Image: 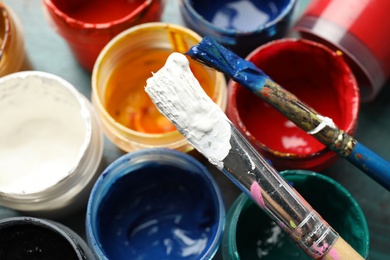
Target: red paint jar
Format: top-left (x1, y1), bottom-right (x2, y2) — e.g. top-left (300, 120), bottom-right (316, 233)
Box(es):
top-left (293, 0), bottom-right (390, 102)
top-left (226, 38), bottom-right (360, 171)
top-left (42, 0), bottom-right (166, 71)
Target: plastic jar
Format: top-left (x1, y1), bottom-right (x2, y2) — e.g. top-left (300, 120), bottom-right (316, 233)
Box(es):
top-left (293, 0), bottom-right (390, 101)
top-left (179, 0), bottom-right (297, 58)
top-left (226, 38), bottom-right (360, 171)
top-left (0, 2), bottom-right (29, 76)
top-left (42, 0), bottom-right (167, 71)
top-left (0, 216), bottom-right (93, 259)
top-left (91, 22), bottom-right (227, 153)
top-left (0, 71), bottom-right (104, 218)
top-left (86, 148), bottom-right (225, 260)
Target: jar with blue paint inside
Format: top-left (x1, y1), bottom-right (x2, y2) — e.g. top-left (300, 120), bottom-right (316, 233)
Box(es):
top-left (86, 148), bottom-right (225, 259)
top-left (179, 0), bottom-right (298, 57)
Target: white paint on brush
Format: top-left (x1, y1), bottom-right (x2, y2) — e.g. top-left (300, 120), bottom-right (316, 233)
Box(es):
top-left (145, 52), bottom-right (231, 169)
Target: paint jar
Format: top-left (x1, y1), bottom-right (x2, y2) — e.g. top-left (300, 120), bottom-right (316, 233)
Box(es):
top-left (226, 38), bottom-right (359, 171)
top-left (92, 22), bottom-right (227, 153)
top-left (179, 0), bottom-right (297, 58)
top-left (0, 2), bottom-right (29, 77)
top-left (222, 170), bottom-right (370, 259)
top-left (293, 0), bottom-right (390, 102)
top-left (0, 71), bottom-right (104, 218)
top-left (86, 148), bottom-right (225, 259)
top-left (42, 0), bottom-right (166, 71)
top-left (0, 216), bottom-right (93, 259)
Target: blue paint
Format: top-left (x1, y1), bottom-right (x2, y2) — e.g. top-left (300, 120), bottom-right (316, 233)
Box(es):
top-left (187, 36), bottom-right (268, 90)
top-left (191, 0), bottom-right (289, 31)
top-left (348, 142), bottom-right (390, 190)
top-left (86, 148), bottom-right (225, 260)
top-left (181, 0), bottom-right (296, 57)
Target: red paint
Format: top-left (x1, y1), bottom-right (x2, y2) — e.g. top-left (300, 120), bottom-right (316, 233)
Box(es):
top-left (61, 0), bottom-right (146, 23)
top-left (226, 39), bottom-right (360, 171)
top-left (304, 0), bottom-right (390, 73)
top-left (42, 0), bottom-right (165, 71)
top-left (295, 0), bottom-right (390, 101)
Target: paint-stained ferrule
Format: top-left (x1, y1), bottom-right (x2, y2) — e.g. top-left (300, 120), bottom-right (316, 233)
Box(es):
top-left (292, 211), bottom-right (339, 258)
top-left (260, 78), bottom-right (358, 158)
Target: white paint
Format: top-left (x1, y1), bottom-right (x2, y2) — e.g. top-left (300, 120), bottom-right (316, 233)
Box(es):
top-left (0, 72), bottom-right (89, 194)
top-left (145, 53), bottom-right (231, 169)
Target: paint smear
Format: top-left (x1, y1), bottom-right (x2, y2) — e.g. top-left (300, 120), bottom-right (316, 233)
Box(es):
top-left (312, 242), bottom-right (330, 255)
top-left (328, 248), bottom-right (339, 260)
top-left (250, 181), bottom-right (266, 209)
top-left (145, 53), bottom-right (231, 169)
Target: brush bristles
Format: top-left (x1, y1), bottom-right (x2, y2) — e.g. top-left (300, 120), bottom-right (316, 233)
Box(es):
top-left (186, 36), bottom-right (268, 91)
top-left (145, 52), bottom-right (231, 169)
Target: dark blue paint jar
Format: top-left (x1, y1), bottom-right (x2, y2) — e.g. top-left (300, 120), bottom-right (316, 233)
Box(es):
top-left (86, 148), bottom-right (225, 259)
top-left (179, 0), bottom-right (297, 57)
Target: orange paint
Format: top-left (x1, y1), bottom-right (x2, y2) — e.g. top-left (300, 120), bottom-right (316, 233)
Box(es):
top-left (105, 49), bottom-right (214, 134)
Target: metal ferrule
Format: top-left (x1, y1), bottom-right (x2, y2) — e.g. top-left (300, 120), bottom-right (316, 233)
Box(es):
top-left (259, 79), bottom-right (357, 157)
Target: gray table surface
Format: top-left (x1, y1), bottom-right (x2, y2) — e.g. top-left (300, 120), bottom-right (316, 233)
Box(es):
top-left (2, 0), bottom-right (390, 259)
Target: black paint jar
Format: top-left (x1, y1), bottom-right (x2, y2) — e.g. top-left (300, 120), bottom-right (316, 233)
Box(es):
top-left (0, 217), bottom-right (93, 259)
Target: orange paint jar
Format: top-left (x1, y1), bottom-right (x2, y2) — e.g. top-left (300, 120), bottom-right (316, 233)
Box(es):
top-left (0, 2), bottom-right (29, 77)
top-left (92, 23), bottom-right (227, 152)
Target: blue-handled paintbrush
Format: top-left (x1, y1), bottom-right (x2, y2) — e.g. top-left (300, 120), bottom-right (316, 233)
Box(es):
top-left (186, 36), bottom-right (390, 192)
top-left (145, 52), bottom-right (363, 259)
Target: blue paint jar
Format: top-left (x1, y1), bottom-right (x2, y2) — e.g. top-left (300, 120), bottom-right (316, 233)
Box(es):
top-left (86, 148), bottom-right (225, 259)
top-left (179, 0), bottom-right (297, 57)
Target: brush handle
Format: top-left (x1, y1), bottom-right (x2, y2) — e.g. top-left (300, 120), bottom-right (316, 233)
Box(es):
top-left (348, 142), bottom-right (390, 189)
top-left (323, 237), bottom-right (364, 260)
top-left (257, 78), bottom-right (390, 191)
top-left (221, 123), bottom-right (363, 259)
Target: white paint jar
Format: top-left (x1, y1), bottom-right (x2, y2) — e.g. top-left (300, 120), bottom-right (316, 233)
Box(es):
top-left (0, 71), bottom-right (104, 218)
top-left (0, 2), bottom-right (30, 77)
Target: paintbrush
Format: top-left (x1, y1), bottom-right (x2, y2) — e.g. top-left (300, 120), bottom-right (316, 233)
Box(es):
top-left (145, 52), bottom-right (364, 259)
top-left (186, 36), bottom-right (390, 192)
